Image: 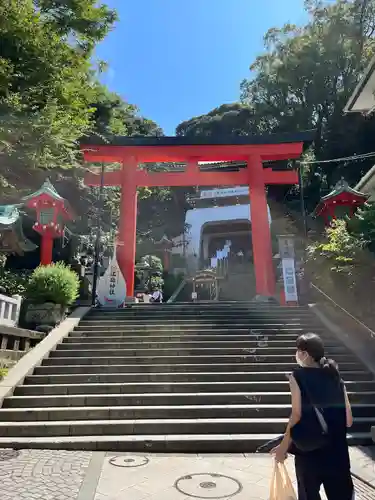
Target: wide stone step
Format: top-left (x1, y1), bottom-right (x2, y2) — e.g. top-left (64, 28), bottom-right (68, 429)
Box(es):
top-left (89, 305), bottom-right (308, 313)
top-left (66, 333), bottom-right (330, 342)
top-left (60, 339), bottom-right (343, 349)
top-left (26, 370), bottom-right (373, 385)
top-left (89, 306), bottom-right (312, 312)
top-left (2, 403), bottom-right (375, 422)
top-left (0, 432), bottom-right (370, 453)
top-left (70, 328), bottom-right (321, 337)
top-left (78, 320), bottom-right (320, 328)
top-left (87, 312), bottom-right (315, 320)
top-left (0, 417), bottom-right (373, 438)
top-left (52, 346), bottom-right (350, 358)
top-left (46, 354), bottom-right (358, 365)
top-left (36, 361), bottom-right (365, 374)
top-left (4, 390), bottom-right (375, 408)
top-left (15, 380), bottom-right (375, 397)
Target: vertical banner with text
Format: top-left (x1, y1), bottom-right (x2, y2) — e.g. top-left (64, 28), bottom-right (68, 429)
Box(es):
top-left (278, 236), bottom-right (298, 304)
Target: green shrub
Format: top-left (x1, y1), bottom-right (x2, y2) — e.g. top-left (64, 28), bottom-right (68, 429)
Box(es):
top-left (0, 269), bottom-right (30, 296)
top-left (149, 275), bottom-right (164, 291)
top-left (138, 255), bottom-right (163, 272)
top-left (25, 263), bottom-right (79, 306)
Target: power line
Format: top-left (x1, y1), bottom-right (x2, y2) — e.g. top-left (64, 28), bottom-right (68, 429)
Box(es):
top-left (301, 151), bottom-right (375, 166)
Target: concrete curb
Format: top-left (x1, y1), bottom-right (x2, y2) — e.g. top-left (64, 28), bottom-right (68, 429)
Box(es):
top-left (310, 303), bottom-right (375, 445)
top-left (77, 452), bottom-right (106, 500)
top-left (0, 306), bottom-right (90, 406)
top-left (309, 303), bottom-right (375, 378)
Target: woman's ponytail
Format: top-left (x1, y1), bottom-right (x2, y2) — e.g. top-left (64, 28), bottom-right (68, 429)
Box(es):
top-left (319, 356), bottom-right (340, 378)
top-left (297, 333), bottom-right (341, 379)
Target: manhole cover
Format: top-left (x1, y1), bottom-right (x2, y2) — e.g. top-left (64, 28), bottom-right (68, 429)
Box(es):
top-left (109, 455), bottom-right (149, 468)
top-left (0, 449), bottom-right (20, 461)
top-left (175, 473), bottom-right (242, 499)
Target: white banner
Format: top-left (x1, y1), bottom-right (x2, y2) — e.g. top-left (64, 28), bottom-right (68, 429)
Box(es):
top-left (97, 248), bottom-right (127, 308)
top-left (281, 258), bottom-right (298, 303)
top-left (200, 187), bottom-right (249, 199)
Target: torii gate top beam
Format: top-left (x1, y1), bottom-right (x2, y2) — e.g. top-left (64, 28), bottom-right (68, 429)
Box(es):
top-left (81, 131), bottom-right (315, 188)
top-left (80, 131), bottom-right (315, 163)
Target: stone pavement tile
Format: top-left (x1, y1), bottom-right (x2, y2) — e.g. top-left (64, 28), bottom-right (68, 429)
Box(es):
top-left (93, 453), bottom-right (345, 500)
top-left (94, 454), bottom-right (279, 500)
top-left (0, 449), bottom-right (92, 500)
top-left (350, 446), bottom-right (375, 484)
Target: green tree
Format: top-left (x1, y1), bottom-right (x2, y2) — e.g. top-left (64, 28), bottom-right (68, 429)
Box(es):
top-left (307, 219), bottom-right (367, 275)
top-left (34, 0), bottom-right (117, 51)
top-left (176, 1), bottom-right (375, 213)
top-left (176, 103), bottom-right (258, 137)
top-left (0, 0), bottom-right (116, 169)
top-left (349, 202), bottom-right (375, 252)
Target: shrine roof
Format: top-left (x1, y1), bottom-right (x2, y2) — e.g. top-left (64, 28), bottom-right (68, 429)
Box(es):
top-left (14, 218), bottom-right (38, 252)
top-left (0, 204), bottom-right (21, 227)
top-left (81, 130), bottom-right (315, 147)
top-left (321, 179), bottom-right (368, 202)
top-left (0, 206), bottom-right (37, 253)
top-left (22, 178), bottom-right (65, 202)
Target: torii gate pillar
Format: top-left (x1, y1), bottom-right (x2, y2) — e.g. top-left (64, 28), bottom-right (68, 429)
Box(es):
top-left (117, 157), bottom-right (138, 298)
top-left (249, 155), bottom-right (275, 296)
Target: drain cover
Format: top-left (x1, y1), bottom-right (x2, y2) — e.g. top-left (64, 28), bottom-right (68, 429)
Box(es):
top-left (352, 475), bottom-right (375, 500)
top-left (175, 473), bottom-right (242, 499)
top-left (109, 455), bottom-right (149, 468)
top-left (0, 449), bottom-right (20, 461)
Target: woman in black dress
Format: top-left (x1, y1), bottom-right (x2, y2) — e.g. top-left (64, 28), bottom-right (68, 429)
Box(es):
top-left (271, 333), bottom-right (354, 500)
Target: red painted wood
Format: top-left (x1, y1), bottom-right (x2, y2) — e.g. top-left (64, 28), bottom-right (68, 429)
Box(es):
top-left (81, 141), bottom-right (303, 298)
top-left (81, 142), bottom-right (303, 163)
top-left (248, 155), bottom-right (275, 296)
top-left (84, 167), bottom-right (298, 188)
top-left (40, 234), bottom-right (53, 266)
top-left (116, 158), bottom-right (138, 297)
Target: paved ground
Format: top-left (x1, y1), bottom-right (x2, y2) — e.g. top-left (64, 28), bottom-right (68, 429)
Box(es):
top-left (0, 449), bottom-right (92, 500)
top-left (0, 447), bottom-right (374, 500)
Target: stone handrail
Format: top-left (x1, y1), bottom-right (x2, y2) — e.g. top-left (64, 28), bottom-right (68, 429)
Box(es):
top-left (0, 293), bottom-right (22, 327)
top-left (0, 325), bottom-right (44, 355)
top-left (167, 278), bottom-right (187, 303)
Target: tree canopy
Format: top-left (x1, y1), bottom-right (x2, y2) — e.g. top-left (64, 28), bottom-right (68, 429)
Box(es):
top-left (0, 0), bottom-right (162, 172)
top-left (176, 0), bottom-right (375, 212)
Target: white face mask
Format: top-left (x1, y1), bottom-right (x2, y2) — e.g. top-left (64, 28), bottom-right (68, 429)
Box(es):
top-left (296, 351), bottom-right (308, 367)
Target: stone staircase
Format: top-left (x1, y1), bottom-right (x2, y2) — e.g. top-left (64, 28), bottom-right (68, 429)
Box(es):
top-left (219, 263), bottom-right (256, 301)
top-left (0, 303), bottom-right (374, 452)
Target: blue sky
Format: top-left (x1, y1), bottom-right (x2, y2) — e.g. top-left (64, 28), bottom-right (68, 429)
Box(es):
top-left (96, 0), bottom-right (308, 135)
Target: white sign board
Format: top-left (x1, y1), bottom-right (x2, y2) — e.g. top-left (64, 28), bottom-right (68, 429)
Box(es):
top-left (281, 257), bottom-right (298, 303)
top-left (200, 186), bottom-right (249, 199)
top-left (97, 249), bottom-right (127, 308)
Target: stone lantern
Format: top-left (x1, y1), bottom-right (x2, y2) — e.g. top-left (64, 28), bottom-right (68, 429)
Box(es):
top-left (22, 179), bottom-right (73, 265)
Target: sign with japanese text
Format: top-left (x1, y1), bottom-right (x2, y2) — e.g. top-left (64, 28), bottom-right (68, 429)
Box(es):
top-left (97, 248), bottom-right (127, 308)
top-left (281, 258), bottom-right (298, 303)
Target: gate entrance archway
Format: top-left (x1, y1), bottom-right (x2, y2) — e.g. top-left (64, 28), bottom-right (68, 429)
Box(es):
top-left (81, 133), bottom-right (313, 298)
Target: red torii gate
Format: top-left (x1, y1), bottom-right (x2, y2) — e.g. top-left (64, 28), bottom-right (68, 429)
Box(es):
top-left (81, 133), bottom-right (313, 298)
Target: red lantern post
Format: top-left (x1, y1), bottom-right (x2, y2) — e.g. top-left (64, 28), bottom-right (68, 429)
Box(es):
top-left (23, 179), bottom-right (73, 266)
